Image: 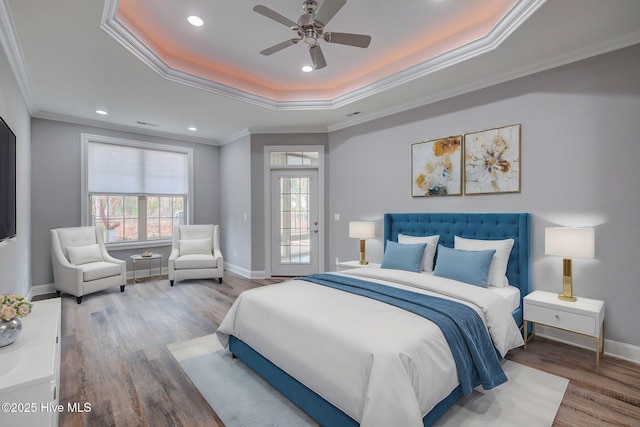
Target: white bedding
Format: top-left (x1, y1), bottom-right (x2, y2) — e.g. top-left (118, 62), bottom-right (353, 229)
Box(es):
top-left (490, 283), bottom-right (521, 312)
top-left (216, 268), bottom-right (523, 427)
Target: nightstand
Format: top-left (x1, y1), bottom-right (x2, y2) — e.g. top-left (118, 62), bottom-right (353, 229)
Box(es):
top-left (524, 290), bottom-right (605, 371)
top-left (337, 260), bottom-right (381, 271)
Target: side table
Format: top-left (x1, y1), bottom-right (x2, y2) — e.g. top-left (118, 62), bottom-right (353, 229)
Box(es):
top-left (524, 290), bottom-right (605, 371)
top-left (131, 253), bottom-right (163, 283)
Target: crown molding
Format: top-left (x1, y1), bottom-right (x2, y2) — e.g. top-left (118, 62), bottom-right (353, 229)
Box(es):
top-left (0, 0), bottom-right (37, 114)
top-left (329, 0), bottom-right (547, 109)
top-left (220, 127), bottom-right (329, 146)
top-left (329, 27), bottom-right (640, 134)
top-left (33, 111), bottom-right (220, 146)
top-left (248, 126), bottom-right (328, 135)
top-left (101, 0), bottom-right (546, 111)
top-left (220, 129), bottom-right (251, 146)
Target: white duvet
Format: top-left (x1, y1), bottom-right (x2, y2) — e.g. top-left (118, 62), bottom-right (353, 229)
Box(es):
top-left (216, 268), bottom-right (524, 427)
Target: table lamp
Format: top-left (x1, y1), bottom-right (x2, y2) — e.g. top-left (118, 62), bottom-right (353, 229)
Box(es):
top-left (545, 227), bottom-right (595, 302)
top-left (349, 221), bottom-right (375, 265)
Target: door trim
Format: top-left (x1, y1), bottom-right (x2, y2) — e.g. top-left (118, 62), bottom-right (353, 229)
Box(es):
top-left (264, 145), bottom-right (325, 278)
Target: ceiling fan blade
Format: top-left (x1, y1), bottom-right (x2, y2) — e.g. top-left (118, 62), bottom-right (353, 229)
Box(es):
top-left (310, 44), bottom-right (327, 69)
top-left (314, 0), bottom-right (346, 26)
top-left (324, 32), bottom-right (371, 48)
top-left (260, 39), bottom-right (299, 56)
top-left (253, 5), bottom-right (297, 28)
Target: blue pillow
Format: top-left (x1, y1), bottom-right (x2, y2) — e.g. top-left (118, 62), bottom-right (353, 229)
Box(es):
top-left (381, 240), bottom-right (427, 273)
top-left (433, 245), bottom-right (496, 287)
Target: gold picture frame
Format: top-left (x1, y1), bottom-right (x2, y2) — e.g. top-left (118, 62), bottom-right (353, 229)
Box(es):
top-left (464, 124), bottom-right (521, 195)
top-left (411, 135), bottom-right (462, 197)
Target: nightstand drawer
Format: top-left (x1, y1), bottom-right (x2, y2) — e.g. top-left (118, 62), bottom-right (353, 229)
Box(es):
top-left (525, 304), bottom-right (596, 335)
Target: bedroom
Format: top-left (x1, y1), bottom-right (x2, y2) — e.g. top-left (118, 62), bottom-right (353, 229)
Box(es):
top-left (0, 0), bottom-right (639, 425)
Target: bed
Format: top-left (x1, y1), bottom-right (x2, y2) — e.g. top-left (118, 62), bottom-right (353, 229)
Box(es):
top-left (217, 212), bottom-right (531, 426)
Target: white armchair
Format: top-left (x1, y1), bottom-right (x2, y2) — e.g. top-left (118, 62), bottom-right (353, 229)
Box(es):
top-left (51, 226), bottom-right (126, 304)
top-left (168, 224), bottom-right (223, 286)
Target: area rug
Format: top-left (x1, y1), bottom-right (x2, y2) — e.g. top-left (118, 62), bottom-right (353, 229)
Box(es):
top-left (168, 334), bottom-right (568, 427)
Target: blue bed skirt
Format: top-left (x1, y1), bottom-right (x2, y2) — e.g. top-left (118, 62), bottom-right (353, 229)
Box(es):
top-left (229, 335), bottom-right (464, 427)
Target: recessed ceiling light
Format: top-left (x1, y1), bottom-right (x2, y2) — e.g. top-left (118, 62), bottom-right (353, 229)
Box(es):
top-left (96, 110), bottom-right (108, 115)
top-left (188, 16), bottom-right (204, 27)
top-left (188, 127), bottom-right (197, 131)
top-left (301, 65), bottom-right (313, 73)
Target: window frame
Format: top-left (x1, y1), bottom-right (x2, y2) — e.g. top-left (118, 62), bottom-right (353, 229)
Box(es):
top-left (81, 133), bottom-right (194, 249)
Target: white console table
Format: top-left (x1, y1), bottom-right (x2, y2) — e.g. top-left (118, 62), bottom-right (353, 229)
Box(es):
top-left (0, 298), bottom-right (62, 427)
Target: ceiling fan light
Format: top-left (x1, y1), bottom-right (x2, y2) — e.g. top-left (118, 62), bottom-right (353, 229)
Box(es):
top-left (301, 65), bottom-right (313, 72)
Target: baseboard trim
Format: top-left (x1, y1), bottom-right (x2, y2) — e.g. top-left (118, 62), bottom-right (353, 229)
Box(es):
top-left (31, 282), bottom-right (56, 298)
top-left (536, 325), bottom-right (640, 365)
top-left (223, 262), bottom-right (265, 279)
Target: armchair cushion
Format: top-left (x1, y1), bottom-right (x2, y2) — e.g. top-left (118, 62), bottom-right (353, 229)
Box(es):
top-left (81, 261), bottom-right (123, 281)
top-left (179, 238), bottom-right (212, 256)
top-left (180, 225), bottom-right (214, 240)
top-left (174, 254), bottom-right (218, 270)
top-left (67, 244), bottom-right (103, 265)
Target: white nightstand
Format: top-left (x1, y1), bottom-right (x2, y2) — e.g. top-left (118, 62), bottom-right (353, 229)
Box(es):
top-left (337, 260), bottom-right (381, 271)
top-left (524, 290), bottom-right (605, 371)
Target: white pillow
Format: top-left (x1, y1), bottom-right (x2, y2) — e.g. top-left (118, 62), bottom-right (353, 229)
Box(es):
top-left (454, 236), bottom-right (514, 287)
top-left (398, 234), bottom-right (440, 272)
top-left (179, 238), bottom-right (212, 256)
top-left (67, 244), bottom-right (103, 265)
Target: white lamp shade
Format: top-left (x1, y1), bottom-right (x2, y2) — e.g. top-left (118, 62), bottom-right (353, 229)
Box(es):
top-left (349, 221), bottom-right (375, 239)
top-left (545, 227), bottom-right (595, 259)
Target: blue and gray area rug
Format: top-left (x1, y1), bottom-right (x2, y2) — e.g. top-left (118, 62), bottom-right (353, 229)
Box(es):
top-left (168, 334), bottom-right (568, 427)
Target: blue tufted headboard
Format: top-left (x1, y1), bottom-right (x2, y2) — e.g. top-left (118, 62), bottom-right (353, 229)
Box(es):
top-left (383, 212), bottom-right (531, 327)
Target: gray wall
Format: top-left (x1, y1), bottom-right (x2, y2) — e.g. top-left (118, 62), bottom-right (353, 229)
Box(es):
top-left (0, 41), bottom-right (31, 297)
top-left (220, 133), bottom-right (252, 274)
top-left (30, 118), bottom-right (221, 286)
top-left (328, 44), bottom-right (640, 347)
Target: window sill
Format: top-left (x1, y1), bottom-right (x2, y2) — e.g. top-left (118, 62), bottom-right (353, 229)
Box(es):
top-left (105, 239), bottom-right (172, 251)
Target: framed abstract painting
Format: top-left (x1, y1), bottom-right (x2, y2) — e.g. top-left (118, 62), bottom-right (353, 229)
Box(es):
top-left (464, 124), bottom-right (521, 194)
top-left (411, 135), bottom-right (462, 197)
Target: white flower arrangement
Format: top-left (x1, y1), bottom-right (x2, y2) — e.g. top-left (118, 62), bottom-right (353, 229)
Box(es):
top-left (0, 294), bottom-right (33, 321)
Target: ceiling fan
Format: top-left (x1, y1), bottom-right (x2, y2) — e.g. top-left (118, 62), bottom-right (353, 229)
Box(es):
top-left (253, 0), bottom-right (372, 70)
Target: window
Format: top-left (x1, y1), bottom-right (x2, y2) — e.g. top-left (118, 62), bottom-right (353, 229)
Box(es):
top-left (270, 151), bottom-right (319, 166)
top-left (82, 134), bottom-right (193, 245)
top-left (279, 176), bottom-right (310, 263)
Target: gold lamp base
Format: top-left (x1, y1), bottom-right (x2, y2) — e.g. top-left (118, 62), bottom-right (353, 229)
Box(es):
top-left (358, 239), bottom-right (368, 265)
top-left (558, 258), bottom-right (577, 302)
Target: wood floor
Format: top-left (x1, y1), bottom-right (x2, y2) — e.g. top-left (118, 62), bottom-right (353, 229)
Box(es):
top-left (48, 272), bottom-right (639, 426)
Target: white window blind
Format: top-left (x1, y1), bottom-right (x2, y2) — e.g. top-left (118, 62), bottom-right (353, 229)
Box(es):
top-left (87, 142), bottom-right (188, 195)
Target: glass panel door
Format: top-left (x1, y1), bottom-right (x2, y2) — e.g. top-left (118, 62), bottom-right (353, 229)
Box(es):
top-left (271, 170), bottom-right (319, 276)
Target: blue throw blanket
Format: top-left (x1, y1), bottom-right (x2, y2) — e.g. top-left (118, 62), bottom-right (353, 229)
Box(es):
top-left (298, 274), bottom-right (507, 395)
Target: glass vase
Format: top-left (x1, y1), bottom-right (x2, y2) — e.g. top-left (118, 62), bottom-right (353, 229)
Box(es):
top-left (0, 318), bottom-right (22, 347)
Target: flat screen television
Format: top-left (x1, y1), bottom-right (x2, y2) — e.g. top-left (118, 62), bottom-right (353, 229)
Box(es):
top-left (0, 116), bottom-right (16, 242)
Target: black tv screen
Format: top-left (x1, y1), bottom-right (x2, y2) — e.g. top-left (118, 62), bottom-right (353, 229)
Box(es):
top-left (0, 116), bottom-right (16, 241)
